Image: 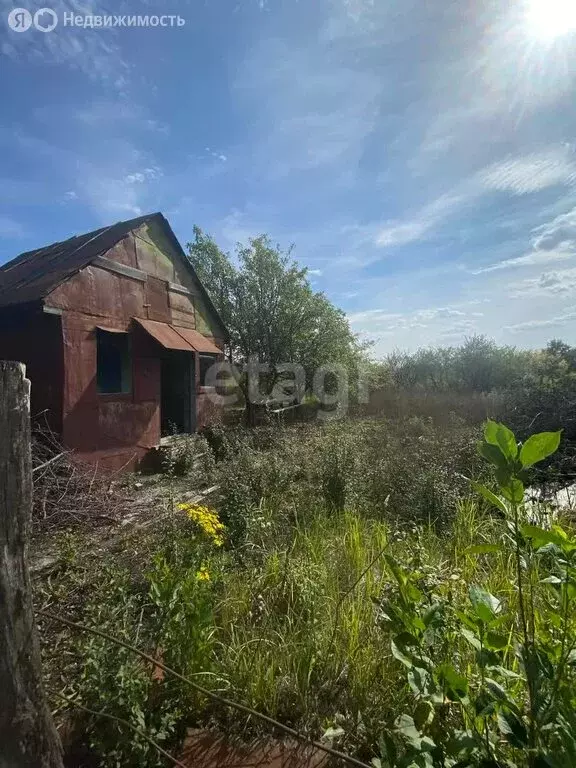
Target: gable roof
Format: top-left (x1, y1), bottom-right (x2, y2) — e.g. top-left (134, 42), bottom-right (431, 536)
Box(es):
top-left (0, 212), bottom-right (228, 339)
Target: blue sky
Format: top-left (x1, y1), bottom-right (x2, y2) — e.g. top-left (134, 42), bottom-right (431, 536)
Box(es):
top-left (2, 0), bottom-right (576, 355)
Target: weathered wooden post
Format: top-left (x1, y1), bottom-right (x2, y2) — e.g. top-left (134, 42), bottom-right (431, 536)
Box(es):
top-left (0, 362), bottom-right (63, 768)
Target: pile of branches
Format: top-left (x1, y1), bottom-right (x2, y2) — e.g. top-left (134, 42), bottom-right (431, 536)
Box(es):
top-left (32, 426), bottom-right (127, 532)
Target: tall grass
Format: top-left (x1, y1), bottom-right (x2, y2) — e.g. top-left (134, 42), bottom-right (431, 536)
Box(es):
top-left (205, 499), bottom-right (517, 755)
top-left (39, 417), bottom-right (574, 765)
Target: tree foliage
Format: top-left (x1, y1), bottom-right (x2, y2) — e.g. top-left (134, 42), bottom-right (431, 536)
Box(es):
top-left (379, 335), bottom-right (533, 394)
top-left (187, 226), bottom-right (364, 400)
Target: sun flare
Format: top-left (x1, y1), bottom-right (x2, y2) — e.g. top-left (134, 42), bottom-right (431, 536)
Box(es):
top-left (526, 0), bottom-right (576, 41)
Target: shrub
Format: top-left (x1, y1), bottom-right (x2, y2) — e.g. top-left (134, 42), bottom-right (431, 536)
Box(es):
top-left (73, 507), bottom-right (226, 767)
top-left (375, 421), bottom-right (576, 767)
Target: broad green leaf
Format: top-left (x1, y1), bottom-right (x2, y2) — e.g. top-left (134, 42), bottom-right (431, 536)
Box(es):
top-left (489, 665), bottom-right (523, 680)
top-left (500, 478), bottom-right (524, 504)
top-left (460, 627), bottom-right (482, 651)
top-left (476, 647), bottom-right (500, 669)
top-left (519, 431), bottom-right (561, 468)
top-left (414, 700), bottom-right (434, 729)
top-left (465, 542), bottom-right (504, 555)
top-left (475, 689), bottom-right (497, 716)
top-left (418, 736), bottom-right (436, 753)
top-left (391, 639), bottom-right (413, 669)
top-left (384, 553), bottom-right (406, 587)
top-left (485, 678), bottom-right (512, 705)
top-left (495, 466), bottom-right (513, 488)
top-left (455, 609), bottom-right (478, 631)
top-left (395, 714), bottom-right (422, 748)
top-left (521, 525), bottom-right (567, 549)
top-left (378, 733), bottom-right (397, 768)
top-left (485, 631), bottom-right (510, 651)
top-left (406, 753), bottom-right (434, 768)
top-left (446, 730), bottom-right (478, 756)
top-left (422, 603), bottom-right (443, 629)
top-left (497, 710), bottom-right (528, 748)
top-left (408, 666), bottom-right (430, 696)
top-left (437, 663), bottom-right (468, 700)
top-left (469, 481), bottom-right (508, 515)
top-left (477, 440), bottom-right (508, 470)
top-left (469, 585), bottom-right (501, 622)
top-left (484, 420), bottom-right (518, 461)
top-left (322, 726), bottom-right (345, 741)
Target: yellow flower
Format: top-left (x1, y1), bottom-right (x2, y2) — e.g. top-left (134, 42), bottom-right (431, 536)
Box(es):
top-left (196, 568), bottom-right (210, 581)
top-left (179, 503), bottom-right (225, 546)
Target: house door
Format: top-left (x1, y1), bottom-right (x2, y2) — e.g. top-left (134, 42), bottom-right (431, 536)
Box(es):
top-left (160, 351), bottom-right (195, 436)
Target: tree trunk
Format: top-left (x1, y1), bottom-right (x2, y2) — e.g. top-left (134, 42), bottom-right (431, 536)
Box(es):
top-left (0, 362), bottom-right (63, 768)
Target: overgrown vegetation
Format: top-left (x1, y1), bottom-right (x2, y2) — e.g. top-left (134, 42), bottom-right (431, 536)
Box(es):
top-left (36, 409), bottom-right (576, 767)
top-left (187, 227), bottom-right (366, 418)
top-left (378, 421), bottom-right (576, 767)
top-left (370, 336), bottom-right (576, 445)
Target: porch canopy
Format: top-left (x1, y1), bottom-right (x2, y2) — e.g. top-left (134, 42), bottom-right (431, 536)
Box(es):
top-left (134, 318), bottom-right (222, 355)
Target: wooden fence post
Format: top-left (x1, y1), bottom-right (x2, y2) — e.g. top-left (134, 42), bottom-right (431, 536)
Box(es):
top-left (0, 361), bottom-right (63, 768)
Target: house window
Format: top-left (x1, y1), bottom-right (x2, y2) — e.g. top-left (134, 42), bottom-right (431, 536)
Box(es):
top-left (96, 330), bottom-right (132, 394)
top-left (199, 353), bottom-right (218, 387)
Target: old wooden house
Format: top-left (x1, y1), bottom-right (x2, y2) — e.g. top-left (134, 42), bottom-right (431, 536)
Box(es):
top-left (0, 212), bottom-right (228, 469)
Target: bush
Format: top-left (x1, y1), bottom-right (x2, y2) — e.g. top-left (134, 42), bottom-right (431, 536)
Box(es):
top-left (376, 421), bottom-right (576, 767)
top-left (72, 506), bottom-right (226, 767)
top-left (40, 414), bottom-right (576, 766)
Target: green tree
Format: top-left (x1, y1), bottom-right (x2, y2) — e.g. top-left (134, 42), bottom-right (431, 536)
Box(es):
top-left (187, 227), bottom-right (364, 421)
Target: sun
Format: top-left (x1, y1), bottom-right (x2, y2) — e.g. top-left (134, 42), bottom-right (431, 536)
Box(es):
top-left (525, 0), bottom-right (576, 41)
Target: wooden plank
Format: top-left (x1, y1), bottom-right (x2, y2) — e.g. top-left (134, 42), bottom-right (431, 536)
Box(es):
top-left (93, 256), bottom-right (147, 282)
top-left (0, 361), bottom-right (64, 768)
top-left (168, 281), bottom-right (199, 297)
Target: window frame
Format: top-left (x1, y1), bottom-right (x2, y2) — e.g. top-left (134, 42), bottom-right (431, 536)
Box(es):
top-left (96, 328), bottom-right (133, 396)
top-left (198, 352), bottom-right (219, 389)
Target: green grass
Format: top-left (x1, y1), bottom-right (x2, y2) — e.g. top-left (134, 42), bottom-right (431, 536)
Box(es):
top-left (207, 499), bottom-right (513, 753)
top-left (36, 417), bottom-right (576, 765)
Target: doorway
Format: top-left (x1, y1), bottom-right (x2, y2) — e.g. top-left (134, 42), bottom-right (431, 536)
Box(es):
top-left (160, 351), bottom-right (195, 436)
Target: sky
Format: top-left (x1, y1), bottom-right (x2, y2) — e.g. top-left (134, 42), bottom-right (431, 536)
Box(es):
top-left (2, 0), bottom-right (576, 356)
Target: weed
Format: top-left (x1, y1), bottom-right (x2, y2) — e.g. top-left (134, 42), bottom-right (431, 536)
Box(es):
top-left (375, 421), bottom-right (576, 767)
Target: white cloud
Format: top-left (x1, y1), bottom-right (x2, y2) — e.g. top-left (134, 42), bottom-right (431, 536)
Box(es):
top-left (349, 304), bottom-right (475, 335)
top-left (533, 206), bottom-right (576, 250)
top-left (379, 147), bottom-right (576, 251)
top-left (375, 191), bottom-right (467, 247)
top-left (0, 0), bottom-right (130, 89)
top-left (472, 248), bottom-right (575, 274)
top-left (478, 149), bottom-right (576, 196)
top-left (505, 310), bottom-right (576, 333)
top-left (202, 148), bottom-right (228, 163)
top-left (511, 266), bottom-right (576, 298)
top-left (124, 168), bottom-right (161, 185)
top-left (308, 268), bottom-right (323, 276)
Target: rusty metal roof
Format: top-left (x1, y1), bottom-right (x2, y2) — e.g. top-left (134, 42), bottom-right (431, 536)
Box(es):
top-left (173, 326), bottom-right (222, 355)
top-left (0, 213), bottom-right (229, 341)
top-left (0, 213), bottom-right (156, 309)
top-left (135, 318), bottom-right (223, 355)
top-left (134, 318), bottom-right (194, 352)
